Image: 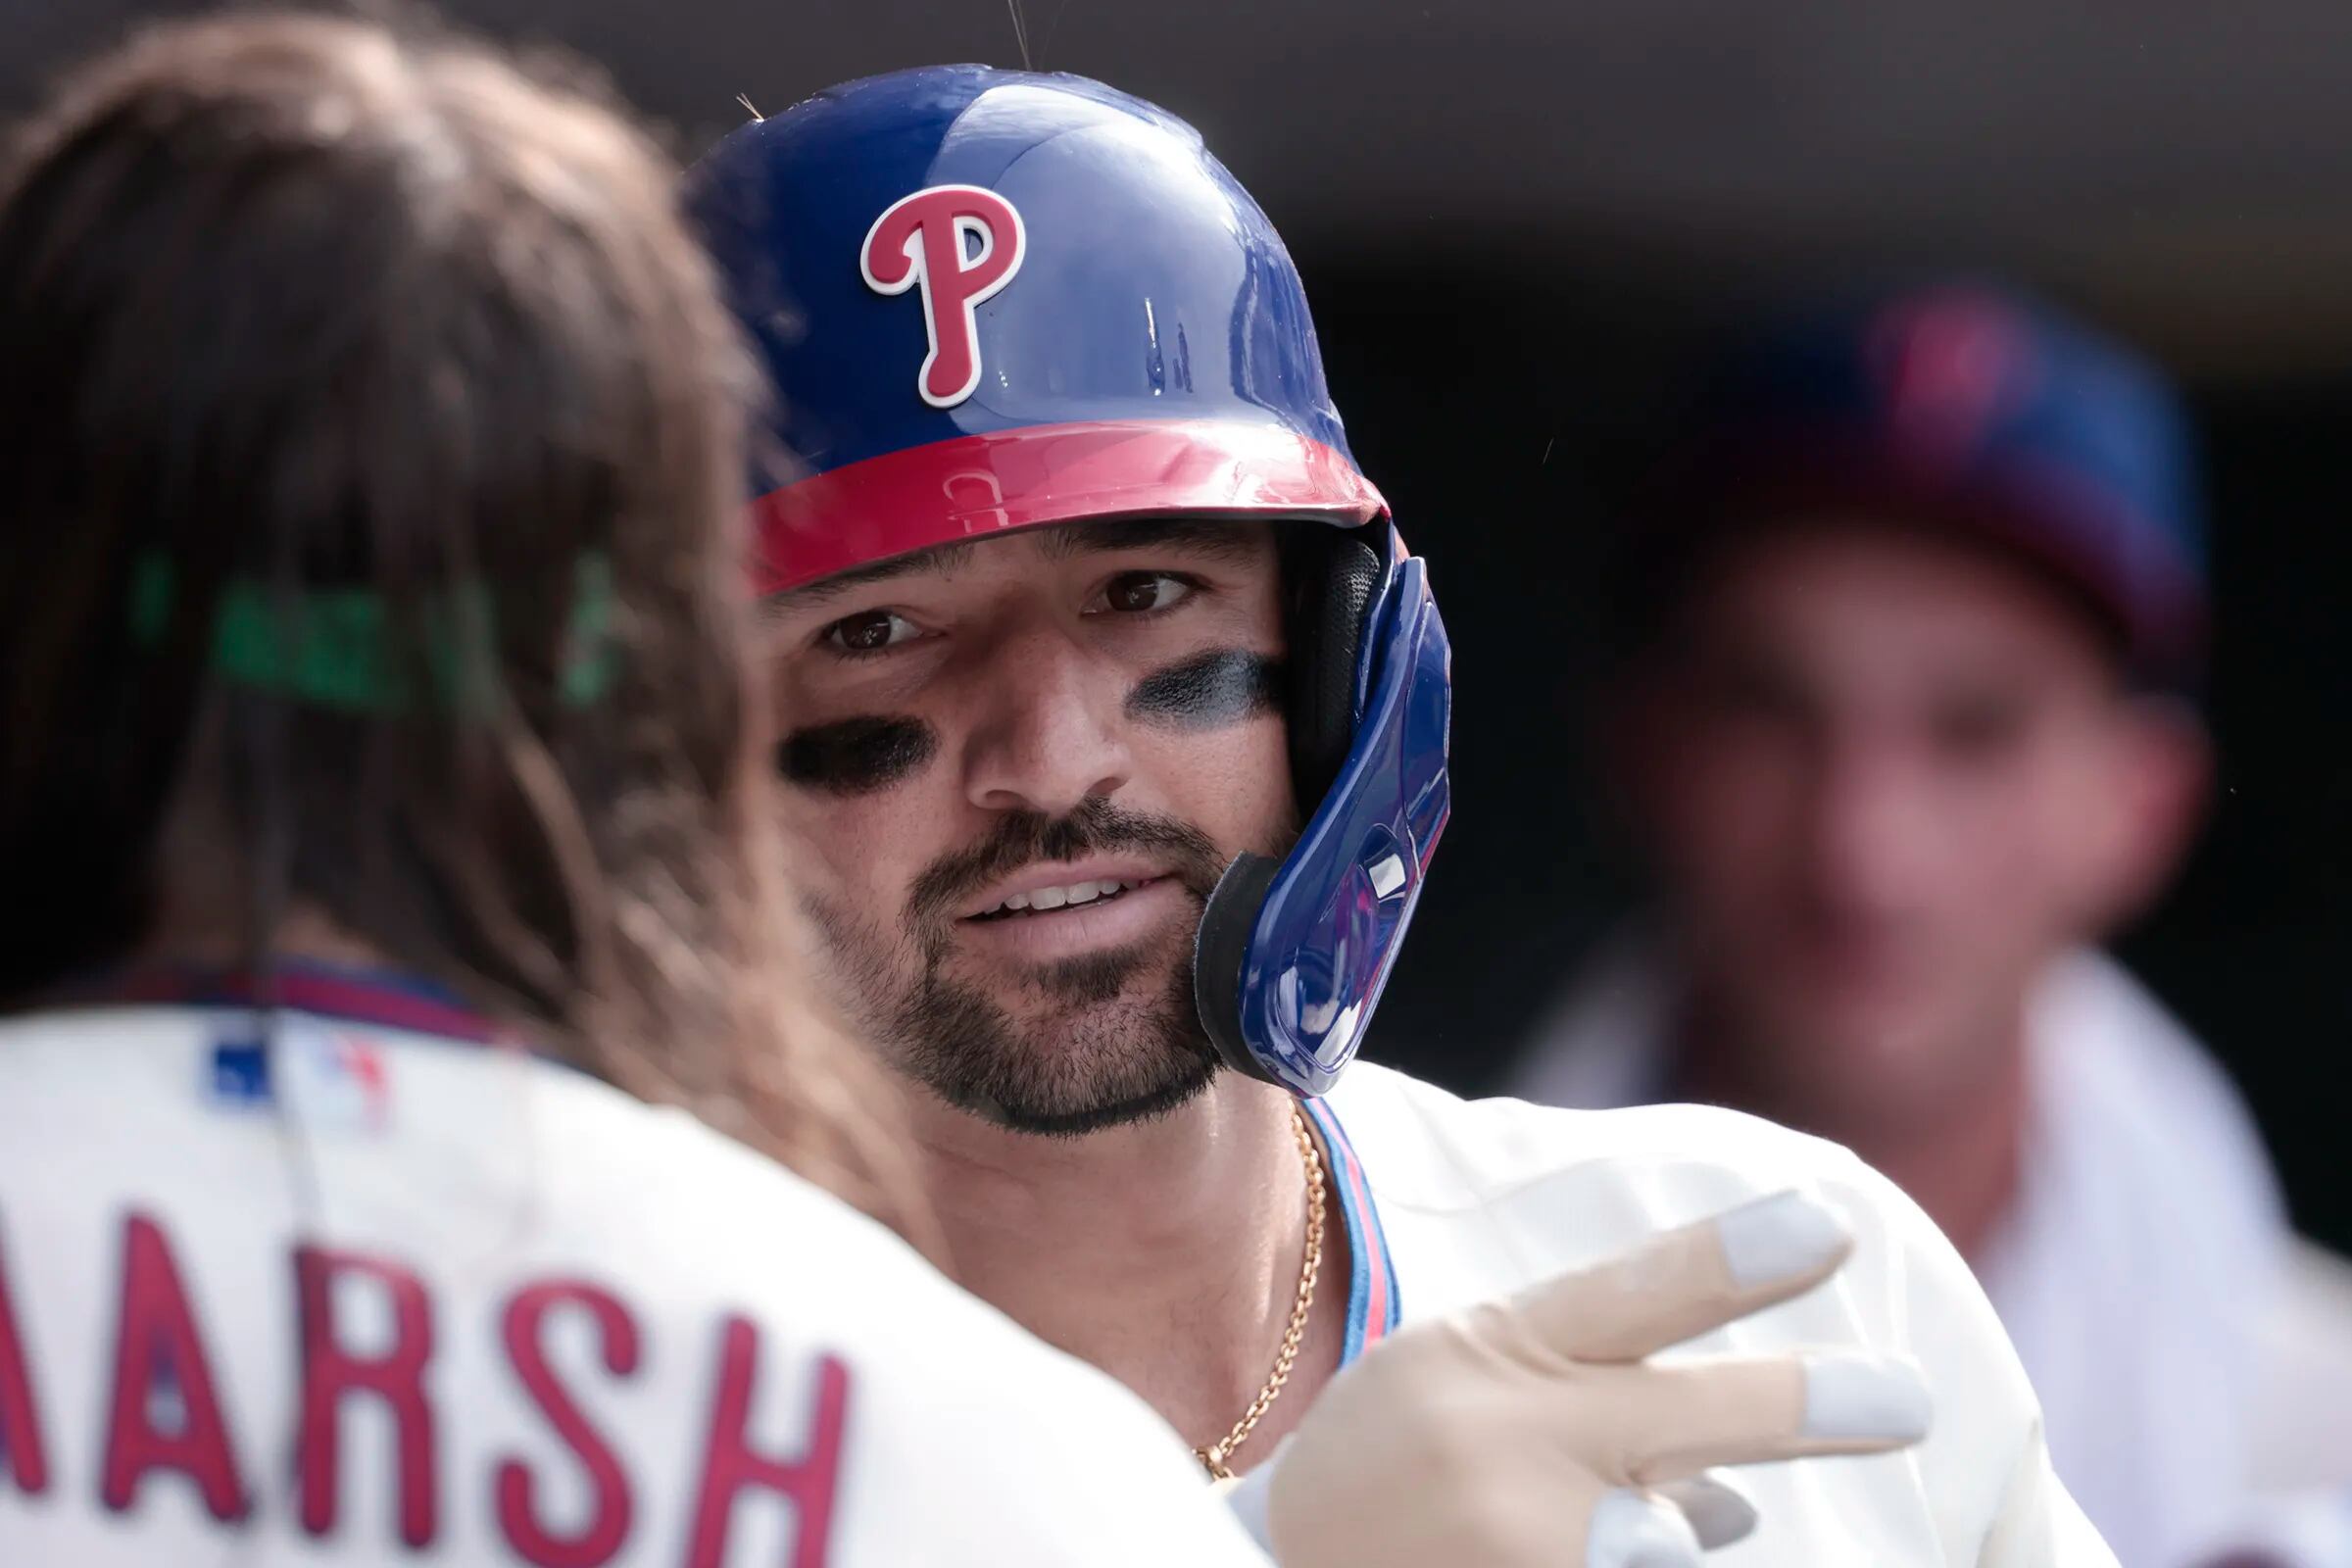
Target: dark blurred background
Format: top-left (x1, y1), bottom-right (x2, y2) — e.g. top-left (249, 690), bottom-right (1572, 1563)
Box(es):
top-left (10, 0), bottom-right (2347, 1250)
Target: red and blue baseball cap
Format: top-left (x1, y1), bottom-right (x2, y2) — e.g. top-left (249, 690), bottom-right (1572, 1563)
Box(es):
top-left (1660, 281), bottom-right (2207, 689)
top-left (684, 67), bottom-right (1450, 1099)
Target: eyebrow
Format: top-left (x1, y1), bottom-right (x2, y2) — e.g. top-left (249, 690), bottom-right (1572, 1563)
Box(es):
top-left (1035, 516), bottom-right (1269, 564)
top-left (762, 540), bottom-right (981, 616)
top-left (762, 516), bottom-right (1269, 619)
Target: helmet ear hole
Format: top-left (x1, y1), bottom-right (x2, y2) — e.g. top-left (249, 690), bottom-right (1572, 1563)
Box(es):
top-left (1282, 526), bottom-right (1384, 814)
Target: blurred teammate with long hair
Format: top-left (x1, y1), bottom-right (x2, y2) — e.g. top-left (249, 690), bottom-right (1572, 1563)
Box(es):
top-left (0, 15), bottom-right (1289, 1561)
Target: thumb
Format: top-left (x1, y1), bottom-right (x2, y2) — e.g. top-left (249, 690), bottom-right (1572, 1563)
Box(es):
top-left (1652, 1472), bottom-right (1759, 1551)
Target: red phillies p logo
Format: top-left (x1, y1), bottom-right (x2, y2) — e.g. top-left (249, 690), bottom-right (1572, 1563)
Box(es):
top-left (1871, 292), bottom-right (2034, 462)
top-left (859, 184), bottom-right (1027, 409)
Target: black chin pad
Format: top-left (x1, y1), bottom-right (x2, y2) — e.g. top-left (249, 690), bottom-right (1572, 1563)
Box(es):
top-left (1282, 527), bottom-right (1384, 812)
top-left (1193, 850), bottom-right (1282, 1083)
top-left (1195, 523), bottom-right (1387, 1085)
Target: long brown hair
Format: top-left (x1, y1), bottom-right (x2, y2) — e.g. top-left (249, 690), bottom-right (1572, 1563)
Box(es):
top-left (0, 10), bottom-right (917, 1231)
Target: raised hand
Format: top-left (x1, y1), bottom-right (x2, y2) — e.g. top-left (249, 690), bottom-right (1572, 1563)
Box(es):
top-left (1234, 1188), bottom-right (1932, 1568)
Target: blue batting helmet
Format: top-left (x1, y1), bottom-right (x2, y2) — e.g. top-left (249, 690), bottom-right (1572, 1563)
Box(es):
top-left (687, 65), bottom-right (1451, 1098)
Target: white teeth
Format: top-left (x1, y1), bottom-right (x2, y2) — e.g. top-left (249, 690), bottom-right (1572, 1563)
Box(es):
top-left (982, 877), bottom-right (1151, 917)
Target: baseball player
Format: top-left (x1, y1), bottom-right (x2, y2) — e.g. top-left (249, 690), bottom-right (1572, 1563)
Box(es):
top-left (691, 67), bottom-right (2116, 1564)
top-left (1509, 284), bottom-right (2352, 1566)
top-left (0, 16), bottom-right (1934, 1568)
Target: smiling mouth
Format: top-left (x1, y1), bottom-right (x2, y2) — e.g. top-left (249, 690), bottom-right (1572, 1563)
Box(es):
top-left (965, 875), bottom-right (1162, 922)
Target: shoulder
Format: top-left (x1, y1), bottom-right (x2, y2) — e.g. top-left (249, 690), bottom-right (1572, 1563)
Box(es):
top-left (0, 1003), bottom-right (212, 1076)
top-left (0, 1004), bottom-right (1034, 1365)
top-left (1327, 1061), bottom-right (1998, 1348)
top-left (1328, 1059), bottom-right (1886, 1216)
top-left (1329, 1062), bottom-right (2071, 1561)
top-left (1330, 1061), bottom-right (1983, 1340)
top-left (460, 1047), bottom-right (1258, 1560)
top-left (0, 1011), bottom-right (1260, 1565)
top-left (2250, 1239), bottom-right (2352, 1490)
top-left (2034, 953), bottom-right (2282, 1220)
top-left (0, 1004), bottom-right (935, 1317)
top-left (2037, 953), bottom-right (2265, 1152)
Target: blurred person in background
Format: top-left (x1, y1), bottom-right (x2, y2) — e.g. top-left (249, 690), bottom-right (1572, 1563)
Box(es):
top-left (1512, 281), bottom-right (2352, 1566)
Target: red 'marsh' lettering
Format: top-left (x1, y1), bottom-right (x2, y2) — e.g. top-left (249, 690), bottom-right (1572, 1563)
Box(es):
top-left (295, 1246), bottom-right (437, 1546)
top-left (0, 1217), bottom-right (50, 1494)
top-left (497, 1281), bottom-right (641, 1568)
top-left (100, 1213), bottom-right (246, 1519)
top-left (684, 1318), bottom-right (850, 1568)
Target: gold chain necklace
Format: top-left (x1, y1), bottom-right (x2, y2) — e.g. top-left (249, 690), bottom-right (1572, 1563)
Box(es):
top-left (1195, 1103), bottom-right (1327, 1481)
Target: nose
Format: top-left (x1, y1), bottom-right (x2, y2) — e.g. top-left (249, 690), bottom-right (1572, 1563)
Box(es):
top-left (1802, 729), bottom-right (1933, 915)
top-left (960, 620), bottom-right (1133, 816)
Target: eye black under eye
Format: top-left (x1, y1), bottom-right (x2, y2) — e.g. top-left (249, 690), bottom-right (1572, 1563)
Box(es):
top-left (778, 714), bottom-right (938, 794)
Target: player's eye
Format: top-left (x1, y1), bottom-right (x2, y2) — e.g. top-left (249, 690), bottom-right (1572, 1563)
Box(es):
top-left (820, 610), bottom-right (923, 657)
top-left (1087, 571), bottom-right (1198, 616)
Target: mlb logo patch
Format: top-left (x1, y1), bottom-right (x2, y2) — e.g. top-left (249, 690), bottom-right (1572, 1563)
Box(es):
top-left (204, 1025), bottom-right (393, 1133)
top-left (1869, 290), bottom-right (2037, 463)
top-left (206, 1038), bottom-right (273, 1110)
top-left (285, 1026), bottom-right (394, 1135)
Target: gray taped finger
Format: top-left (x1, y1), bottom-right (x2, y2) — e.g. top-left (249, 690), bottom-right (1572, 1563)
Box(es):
top-left (1624, 1350), bottom-right (1931, 1481)
top-left (1514, 1189), bottom-right (1852, 1364)
top-left (1588, 1488), bottom-right (1704, 1568)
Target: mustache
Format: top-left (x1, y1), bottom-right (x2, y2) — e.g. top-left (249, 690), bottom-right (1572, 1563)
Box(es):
top-left (907, 798), bottom-right (1227, 924)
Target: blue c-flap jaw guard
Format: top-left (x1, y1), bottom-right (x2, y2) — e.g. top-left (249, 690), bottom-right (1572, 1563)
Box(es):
top-left (1195, 553), bottom-right (1452, 1099)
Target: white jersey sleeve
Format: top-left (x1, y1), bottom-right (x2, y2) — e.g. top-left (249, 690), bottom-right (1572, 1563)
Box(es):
top-left (1323, 1062), bottom-right (2116, 1567)
top-left (1809, 1133), bottom-right (2114, 1568)
top-left (0, 1006), bottom-right (1267, 1568)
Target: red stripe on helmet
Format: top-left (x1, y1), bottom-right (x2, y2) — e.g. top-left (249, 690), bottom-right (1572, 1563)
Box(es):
top-left (751, 419), bottom-right (1386, 596)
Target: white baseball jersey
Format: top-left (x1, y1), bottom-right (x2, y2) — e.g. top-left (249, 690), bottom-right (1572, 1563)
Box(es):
top-left (1514, 936), bottom-right (2352, 1565)
top-left (0, 975), bottom-right (1273, 1567)
top-left (1310, 1063), bottom-right (2115, 1567)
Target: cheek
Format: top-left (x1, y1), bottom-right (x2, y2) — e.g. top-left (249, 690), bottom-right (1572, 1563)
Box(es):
top-left (1654, 728), bottom-right (1807, 898)
top-left (1120, 647), bottom-right (1296, 848)
top-left (1980, 755), bottom-right (2116, 930)
top-left (1927, 751), bottom-right (2082, 889)
top-left (769, 753), bottom-right (953, 920)
top-left (1848, 752), bottom-right (2091, 975)
top-left (1134, 713), bottom-right (1297, 852)
top-left (772, 790), bottom-right (894, 902)
top-left (771, 710), bottom-right (949, 913)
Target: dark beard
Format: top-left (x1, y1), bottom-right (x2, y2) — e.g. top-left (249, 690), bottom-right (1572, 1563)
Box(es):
top-left (817, 799), bottom-right (1233, 1138)
top-left (888, 943), bottom-right (1220, 1136)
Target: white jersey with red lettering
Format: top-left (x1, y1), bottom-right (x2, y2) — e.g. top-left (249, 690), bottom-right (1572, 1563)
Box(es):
top-left (0, 974), bottom-right (1272, 1568)
top-left (1306, 1064), bottom-right (2114, 1566)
